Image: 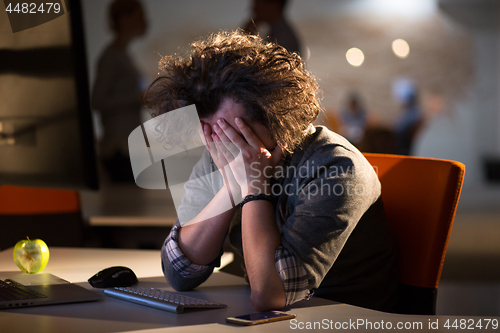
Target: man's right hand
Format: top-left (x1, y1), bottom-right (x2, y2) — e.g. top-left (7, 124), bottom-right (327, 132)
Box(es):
top-left (201, 121), bottom-right (242, 206)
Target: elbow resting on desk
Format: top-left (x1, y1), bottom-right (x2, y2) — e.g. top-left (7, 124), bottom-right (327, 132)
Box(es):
top-left (249, 287), bottom-right (287, 312)
top-left (160, 257), bottom-right (212, 292)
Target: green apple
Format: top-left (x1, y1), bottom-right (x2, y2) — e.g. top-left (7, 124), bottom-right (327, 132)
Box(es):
top-left (13, 237), bottom-right (50, 274)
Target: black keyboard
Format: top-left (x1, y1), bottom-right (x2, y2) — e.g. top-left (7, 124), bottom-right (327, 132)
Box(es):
top-left (0, 279), bottom-right (47, 301)
top-left (104, 286), bottom-right (227, 314)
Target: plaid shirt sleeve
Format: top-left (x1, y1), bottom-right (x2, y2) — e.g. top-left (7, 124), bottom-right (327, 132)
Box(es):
top-left (275, 246), bottom-right (314, 305)
top-left (163, 224), bottom-right (212, 278)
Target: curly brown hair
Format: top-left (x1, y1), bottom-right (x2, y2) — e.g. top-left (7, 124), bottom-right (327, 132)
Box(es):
top-left (144, 30), bottom-right (321, 154)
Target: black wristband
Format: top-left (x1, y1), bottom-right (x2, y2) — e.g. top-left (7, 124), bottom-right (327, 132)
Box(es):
top-left (239, 193), bottom-right (273, 207)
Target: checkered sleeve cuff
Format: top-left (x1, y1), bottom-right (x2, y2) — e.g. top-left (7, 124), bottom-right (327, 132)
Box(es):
top-left (163, 224), bottom-right (212, 278)
top-left (275, 246), bottom-right (314, 305)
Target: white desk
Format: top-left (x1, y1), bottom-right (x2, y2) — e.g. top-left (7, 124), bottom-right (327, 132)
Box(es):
top-left (0, 248), bottom-right (496, 333)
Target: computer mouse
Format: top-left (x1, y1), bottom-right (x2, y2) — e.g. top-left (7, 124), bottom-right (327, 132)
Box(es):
top-left (88, 266), bottom-right (138, 288)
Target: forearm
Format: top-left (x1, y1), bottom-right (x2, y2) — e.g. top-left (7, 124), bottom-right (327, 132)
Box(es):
top-left (241, 200), bottom-right (286, 311)
top-left (178, 188), bottom-right (236, 265)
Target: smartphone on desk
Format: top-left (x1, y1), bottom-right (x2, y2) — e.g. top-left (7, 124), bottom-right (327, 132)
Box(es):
top-left (226, 311), bottom-right (296, 326)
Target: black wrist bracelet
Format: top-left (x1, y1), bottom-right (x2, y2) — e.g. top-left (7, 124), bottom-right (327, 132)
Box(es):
top-left (239, 193), bottom-right (273, 207)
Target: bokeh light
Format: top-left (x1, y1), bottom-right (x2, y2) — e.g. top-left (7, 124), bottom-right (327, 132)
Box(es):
top-left (346, 48), bottom-right (364, 66)
top-left (392, 39), bottom-right (410, 58)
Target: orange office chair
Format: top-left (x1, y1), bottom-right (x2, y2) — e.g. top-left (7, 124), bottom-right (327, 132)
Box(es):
top-left (363, 153), bottom-right (465, 315)
top-left (0, 186), bottom-right (83, 249)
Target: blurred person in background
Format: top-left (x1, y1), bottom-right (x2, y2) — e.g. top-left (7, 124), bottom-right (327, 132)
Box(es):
top-left (339, 92), bottom-right (368, 147)
top-left (92, 0), bottom-right (148, 182)
top-left (242, 0), bottom-right (301, 55)
top-left (394, 91), bottom-right (423, 155)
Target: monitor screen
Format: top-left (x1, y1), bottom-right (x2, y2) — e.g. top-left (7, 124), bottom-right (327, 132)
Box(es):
top-left (0, 0), bottom-right (99, 190)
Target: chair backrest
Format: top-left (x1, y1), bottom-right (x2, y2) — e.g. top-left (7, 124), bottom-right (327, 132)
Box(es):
top-left (0, 186), bottom-right (83, 249)
top-left (363, 153), bottom-right (465, 288)
top-left (0, 186), bottom-right (80, 215)
top-left (363, 153), bottom-right (465, 314)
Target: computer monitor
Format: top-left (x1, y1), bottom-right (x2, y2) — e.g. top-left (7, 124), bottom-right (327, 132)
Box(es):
top-left (0, 0), bottom-right (99, 190)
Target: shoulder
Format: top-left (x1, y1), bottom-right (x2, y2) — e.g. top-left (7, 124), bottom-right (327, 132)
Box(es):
top-left (293, 126), bottom-right (372, 172)
top-left (283, 126), bottom-right (380, 201)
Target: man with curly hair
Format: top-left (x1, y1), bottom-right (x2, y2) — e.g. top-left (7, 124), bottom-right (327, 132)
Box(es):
top-left (148, 31), bottom-right (398, 312)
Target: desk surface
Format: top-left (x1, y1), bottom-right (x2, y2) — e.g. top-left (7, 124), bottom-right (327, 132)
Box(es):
top-left (0, 248), bottom-right (495, 333)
